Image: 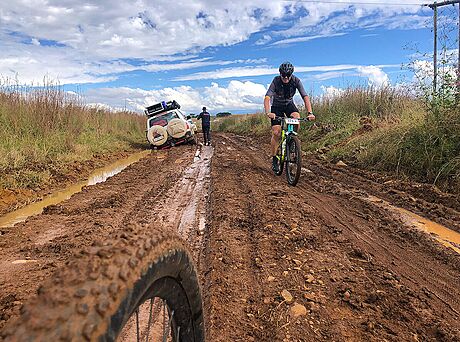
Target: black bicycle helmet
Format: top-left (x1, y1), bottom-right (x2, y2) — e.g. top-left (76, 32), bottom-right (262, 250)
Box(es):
top-left (202, 106), bottom-right (206, 111)
top-left (279, 61), bottom-right (294, 76)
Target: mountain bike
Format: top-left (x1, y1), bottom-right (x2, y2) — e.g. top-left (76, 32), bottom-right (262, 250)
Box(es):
top-left (3, 227), bottom-right (205, 342)
top-left (273, 116), bottom-right (310, 186)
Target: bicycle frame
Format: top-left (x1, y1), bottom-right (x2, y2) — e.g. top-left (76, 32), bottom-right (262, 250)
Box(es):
top-left (277, 118), bottom-right (299, 163)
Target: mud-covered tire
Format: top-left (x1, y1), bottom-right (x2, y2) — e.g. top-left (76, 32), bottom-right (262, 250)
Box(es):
top-left (3, 227), bottom-right (205, 342)
top-left (285, 136), bottom-right (301, 186)
top-left (189, 135), bottom-right (198, 145)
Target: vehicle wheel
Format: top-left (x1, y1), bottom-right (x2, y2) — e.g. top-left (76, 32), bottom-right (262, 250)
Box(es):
top-left (285, 136), bottom-right (302, 186)
top-left (4, 228), bottom-right (205, 342)
top-left (190, 135), bottom-right (198, 145)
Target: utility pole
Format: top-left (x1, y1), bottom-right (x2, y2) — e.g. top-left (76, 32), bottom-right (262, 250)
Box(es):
top-left (426, 0), bottom-right (460, 97)
top-left (433, 2), bottom-right (438, 95)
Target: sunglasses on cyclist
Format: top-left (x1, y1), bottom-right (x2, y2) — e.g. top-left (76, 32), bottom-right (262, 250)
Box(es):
top-left (280, 73), bottom-right (292, 79)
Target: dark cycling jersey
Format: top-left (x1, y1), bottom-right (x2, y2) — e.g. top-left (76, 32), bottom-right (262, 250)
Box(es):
top-left (197, 111), bottom-right (211, 127)
top-left (265, 75), bottom-right (308, 107)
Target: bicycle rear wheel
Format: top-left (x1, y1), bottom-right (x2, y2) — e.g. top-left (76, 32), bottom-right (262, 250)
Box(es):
top-left (3, 228), bottom-right (204, 342)
top-left (285, 136), bottom-right (302, 186)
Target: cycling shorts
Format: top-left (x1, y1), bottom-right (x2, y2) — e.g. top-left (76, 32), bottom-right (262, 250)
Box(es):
top-left (270, 102), bottom-right (299, 126)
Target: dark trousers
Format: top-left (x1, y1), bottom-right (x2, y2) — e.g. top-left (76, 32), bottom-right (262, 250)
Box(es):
top-left (202, 125), bottom-right (211, 144)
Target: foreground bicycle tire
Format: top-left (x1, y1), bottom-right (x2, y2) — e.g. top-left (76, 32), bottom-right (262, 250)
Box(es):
top-left (3, 227), bottom-right (204, 342)
top-left (285, 136), bottom-right (302, 186)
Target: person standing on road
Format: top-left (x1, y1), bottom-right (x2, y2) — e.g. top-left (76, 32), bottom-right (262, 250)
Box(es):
top-left (197, 106), bottom-right (211, 146)
top-left (264, 61), bottom-right (315, 172)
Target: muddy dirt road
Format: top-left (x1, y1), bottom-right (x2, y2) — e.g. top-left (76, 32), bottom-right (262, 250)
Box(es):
top-left (1, 133), bottom-right (460, 341)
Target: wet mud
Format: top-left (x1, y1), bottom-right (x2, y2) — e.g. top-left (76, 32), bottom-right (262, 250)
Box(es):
top-left (0, 151), bottom-right (150, 229)
top-left (204, 133), bottom-right (460, 341)
top-left (1, 134), bottom-right (460, 341)
top-left (0, 145), bottom-right (197, 333)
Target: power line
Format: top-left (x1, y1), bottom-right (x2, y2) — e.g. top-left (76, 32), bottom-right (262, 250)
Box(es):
top-left (281, 0), bottom-right (427, 6)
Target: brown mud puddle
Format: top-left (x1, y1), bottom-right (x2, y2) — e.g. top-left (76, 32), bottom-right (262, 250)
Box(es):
top-left (0, 150), bottom-right (150, 228)
top-left (367, 195), bottom-right (460, 254)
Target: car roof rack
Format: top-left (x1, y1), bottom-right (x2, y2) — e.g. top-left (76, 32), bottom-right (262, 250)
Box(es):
top-left (145, 100), bottom-right (181, 117)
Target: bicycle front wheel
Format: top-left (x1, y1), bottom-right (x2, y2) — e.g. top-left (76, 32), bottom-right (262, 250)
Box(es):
top-left (4, 228), bottom-right (205, 342)
top-left (285, 136), bottom-right (302, 186)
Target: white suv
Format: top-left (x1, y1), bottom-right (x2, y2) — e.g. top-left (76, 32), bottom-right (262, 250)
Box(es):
top-left (145, 101), bottom-right (197, 149)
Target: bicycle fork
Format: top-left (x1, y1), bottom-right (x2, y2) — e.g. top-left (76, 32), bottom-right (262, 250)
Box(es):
top-left (278, 130), bottom-right (286, 163)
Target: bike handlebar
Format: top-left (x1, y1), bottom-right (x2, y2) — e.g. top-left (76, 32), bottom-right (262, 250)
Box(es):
top-left (276, 116), bottom-right (314, 122)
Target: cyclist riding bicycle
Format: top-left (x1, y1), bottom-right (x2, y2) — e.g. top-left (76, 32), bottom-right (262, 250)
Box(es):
top-left (264, 61), bottom-right (315, 173)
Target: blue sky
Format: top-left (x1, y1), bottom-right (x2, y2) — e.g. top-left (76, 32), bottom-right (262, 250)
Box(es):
top-left (0, 0), bottom-right (453, 114)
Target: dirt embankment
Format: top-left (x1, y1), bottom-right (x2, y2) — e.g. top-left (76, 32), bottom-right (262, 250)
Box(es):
top-left (1, 133), bottom-right (460, 341)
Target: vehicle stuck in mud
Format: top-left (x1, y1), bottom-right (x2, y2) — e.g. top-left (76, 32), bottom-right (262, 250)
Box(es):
top-left (145, 100), bottom-right (197, 149)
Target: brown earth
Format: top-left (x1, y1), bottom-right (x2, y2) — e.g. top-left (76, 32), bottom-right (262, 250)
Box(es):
top-left (1, 133), bottom-right (460, 341)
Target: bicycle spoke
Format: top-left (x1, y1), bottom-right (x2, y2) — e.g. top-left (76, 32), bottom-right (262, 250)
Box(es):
top-left (163, 309), bottom-right (174, 342)
top-left (145, 298), bottom-right (154, 342)
top-left (136, 308), bottom-right (140, 342)
top-left (162, 300), bottom-right (166, 340)
top-left (176, 326), bottom-right (181, 342)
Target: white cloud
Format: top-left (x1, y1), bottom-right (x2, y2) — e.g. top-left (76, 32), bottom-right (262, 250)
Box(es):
top-left (0, 1), bottom-right (287, 61)
top-left (83, 80), bottom-right (268, 113)
top-left (0, 45), bottom-right (265, 85)
top-left (174, 66), bottom-right (278, 81)
top-left (409, 59), bottom-right (458, 94)
top-left (0, 1), bottom-right (430, 86)
top-left (278, 2), bottom-right (429, 39)
top-left (321, 85), bottom-right (345, 98)
top-left (357, 65), bottom-right (390, 86)
top-left (176, 64), bottom-right (398, 81)
top-left (272, 33), bottom-right (345, 46)
top-left (255, 34), bottom-right (272, 45)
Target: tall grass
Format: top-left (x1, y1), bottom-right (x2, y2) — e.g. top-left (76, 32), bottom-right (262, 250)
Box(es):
top-left (348, 104), bottom-right (460, 191)
top-left (213, 113), bottom-right (270, 135)
top-left (0, 80), bottom-right (145, 189)
top-left (299, 85), bottom-right (415, 152)
top-left (215, 86), bottom-right (460, 192)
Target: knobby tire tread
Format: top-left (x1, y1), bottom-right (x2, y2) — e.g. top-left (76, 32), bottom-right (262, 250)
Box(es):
top-left (2, 225), bottom-right (204, 342)
top-left (286, 136), bottom-right (302, 186)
